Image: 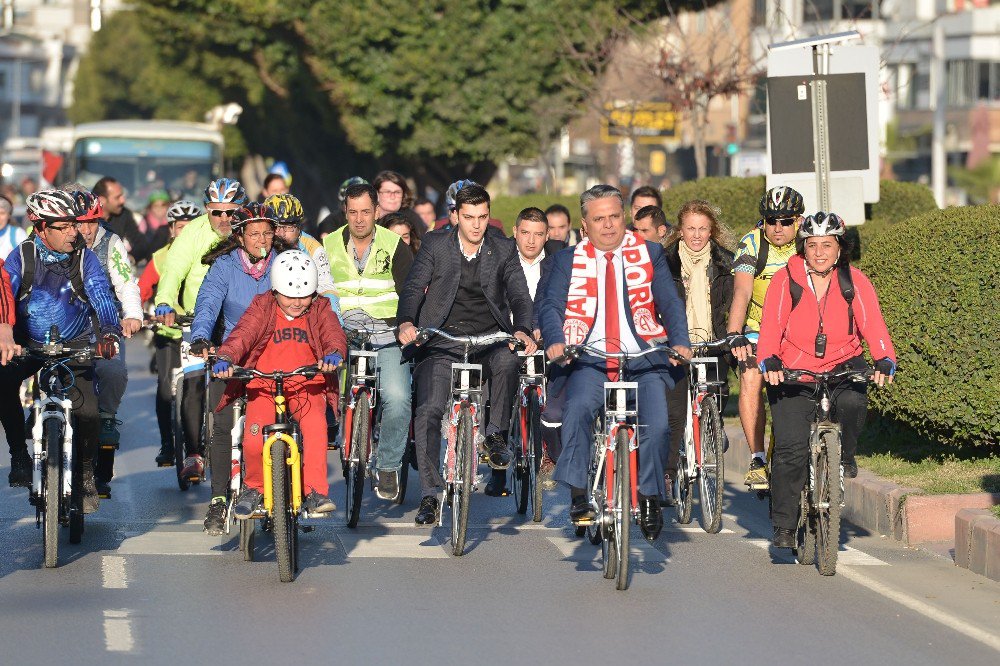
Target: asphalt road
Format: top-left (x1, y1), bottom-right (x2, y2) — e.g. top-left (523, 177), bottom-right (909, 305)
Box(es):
top-left (1, 339), bottom-right (998, 665)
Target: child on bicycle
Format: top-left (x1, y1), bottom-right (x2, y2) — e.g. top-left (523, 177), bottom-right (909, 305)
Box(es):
top-left (213, 250), bottom-right (346, 518)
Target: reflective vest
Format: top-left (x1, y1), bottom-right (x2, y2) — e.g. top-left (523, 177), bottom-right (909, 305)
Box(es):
top-left (324, 225), bottom-right (400, 319)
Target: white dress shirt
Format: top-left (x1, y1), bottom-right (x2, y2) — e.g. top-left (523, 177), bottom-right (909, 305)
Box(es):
top-left (519, 249), bottom-right (545, 300)
top-left (587, 245), bottom-right (641, 355)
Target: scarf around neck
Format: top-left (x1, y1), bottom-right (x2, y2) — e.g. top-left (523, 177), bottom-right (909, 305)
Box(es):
top-left (678, 240), bottom-right (712, 341)
top-left (563, 230), bottom-right (666, 345)
top-left (238, 248), bottom-right (273, 280)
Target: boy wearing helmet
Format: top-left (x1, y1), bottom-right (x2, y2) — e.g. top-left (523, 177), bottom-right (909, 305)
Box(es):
top-left (727, 186), bottom-right (804, 489)
top-left (213, 250), bottom-right (346, 516)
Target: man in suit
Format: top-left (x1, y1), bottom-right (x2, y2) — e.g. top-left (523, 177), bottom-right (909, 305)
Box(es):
top-left (536, 184), bottom-right (691, 542)
top-left (397, 184), bottom-right (537, 525)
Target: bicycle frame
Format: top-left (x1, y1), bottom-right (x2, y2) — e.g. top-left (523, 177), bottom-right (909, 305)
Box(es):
top-left (514, 351), bottom-right (546, 460)
top-left (260, 377), bottom-right (304, 514)
top-left (340, 346), bottom-right (379, 473)
top-left (30, 369), bottom-right (74, 505)
top-left (440, 359), bottom-right (484, 526)
top-left (681, 356), bottom-right (722, 479)
top-left (597, 382), bottom-right (640, 524)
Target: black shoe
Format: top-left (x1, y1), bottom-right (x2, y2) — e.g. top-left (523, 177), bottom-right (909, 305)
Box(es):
top-left (8, 451), bottom-right (31, 487)
top-left (415, 495), bottom-right (439, 526)
top-left (480, 432), bottom-right (511, 470)
top-left (155, 443), bottom-right (174, 467)
top-left (772, 526), bottom-right (795, 549)
top-left (204, 498), bottom-right (227, 535)
top-left (484, 469), bottom-right (509, 497)
top-left (96, 480), bottom-right (112, 499)
top-left (81, 462), bottom-right (100, 514)
top-left (843, 461), bottom-right (858, 479)
top-left (303, 491), bottom-right (335, 514)
top-left (638, 495), bottom-right (663, 542)
top-left (569, 495), bottom-right (596, 525)
top-left (659, 474), bottom-right (677, 507)
top-left (375, 469), bottom-right (399, 501)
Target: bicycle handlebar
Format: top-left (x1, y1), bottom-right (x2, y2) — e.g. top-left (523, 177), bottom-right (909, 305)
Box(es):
top-left (343, 325), bottom-right (400, 351)
top-left (782, 366), bottom-right (874, 384)
top-left (141, 313), bottom-right (194, 330)
top-left (17, 343), bottom-right (95, 362)
top-left (407, 327), bottom-right (524, 350)
top-left (559, 342), bottom-right (688, 365)
top-left (691, 339), bottom-right (731, 355)
top-left (224, 365), bottom-right (329, 382)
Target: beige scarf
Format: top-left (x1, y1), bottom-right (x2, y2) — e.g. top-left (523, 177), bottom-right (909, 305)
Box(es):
top-left (678, 241), bottom-right (713, 341)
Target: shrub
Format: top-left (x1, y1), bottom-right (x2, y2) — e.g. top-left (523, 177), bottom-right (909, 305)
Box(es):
top-left (490, 194), bottom-right (579, 233)
top-left (860, 204), bottom-right (1000, 449)
top-left (661, 175), bottom-right (766, 239)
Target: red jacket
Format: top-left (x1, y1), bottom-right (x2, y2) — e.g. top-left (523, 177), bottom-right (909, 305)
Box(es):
top-left (0, 260), bottom-right (15, 326)
top-left (757, 254), bottom-right (896, 373)
top-left (215, 291), bottom-right (346, 411)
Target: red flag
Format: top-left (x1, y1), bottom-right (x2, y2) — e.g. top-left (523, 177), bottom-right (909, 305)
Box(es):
top-left (41, 150), bottom-right (63, 185)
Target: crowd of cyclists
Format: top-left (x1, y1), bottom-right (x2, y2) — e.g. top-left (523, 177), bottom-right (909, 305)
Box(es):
top-left (0, 171), bottom-right (897, 551)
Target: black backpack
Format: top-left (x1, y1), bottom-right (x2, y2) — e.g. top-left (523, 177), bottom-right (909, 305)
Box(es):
top-left (786, 263), bottom-right (856, 335)
top-left (15, 241), bottom-right (90, 306)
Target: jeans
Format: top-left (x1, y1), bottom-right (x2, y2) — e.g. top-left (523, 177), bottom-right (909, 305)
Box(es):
top-left (375, 345), bottom-right (412, 471)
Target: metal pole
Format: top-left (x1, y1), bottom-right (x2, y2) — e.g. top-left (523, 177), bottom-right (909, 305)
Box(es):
top-left (11, 57), bottom-right (21, 139)
top-left (931, 21), bottom-right (946, 208)
top-left (811, 43), bottom-right (832, 212)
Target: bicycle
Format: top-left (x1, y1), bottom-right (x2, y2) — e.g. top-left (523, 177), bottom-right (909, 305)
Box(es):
top-left (562, 341), bottom-right (687, 591)
top-left (409, 327), bottom-right (523, 556)
top-left (222, 364), bottom-right (332, 583)
top-left (673, 339), bottom-right (729, 534)
top-left (21, 330), bottom-right (96, 568)
top-left (339, 324), bottom-right (408, 528)
top-left (507, 349), bottom-right (546, 521)
top-left (780, 365), bottom-right (874, 576)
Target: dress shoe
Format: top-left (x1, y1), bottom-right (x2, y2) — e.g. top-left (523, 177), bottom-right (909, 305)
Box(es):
top-left (415, 495), bottom-right (439, 526)
top-left (480, 432), bottom-right (511, 470)
top-left (638, 494), bottom-right (663, 541)
top-left (484, 469), bottom-right (509, 497)
top-left (772, 526), bottom-right (795, 549)
top-left (569, 495), bottom-right (596, 525)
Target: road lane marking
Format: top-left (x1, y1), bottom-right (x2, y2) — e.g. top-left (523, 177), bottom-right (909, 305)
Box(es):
top-left (336, 533), bottom-right (448, 558)
top-left (117, 531), bottom-right (228, 555)
top-left (546, 535), bottom-right (668, 563)
top-left (746, 538), bottom-right (887, 565)
top-left (103, 609), bottom-right (135, 653)
top-left (102, 556), bottom-right (128, 589)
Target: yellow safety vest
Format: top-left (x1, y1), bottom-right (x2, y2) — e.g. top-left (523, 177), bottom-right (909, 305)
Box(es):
top-left (323, 225), bottom-right (400, 319)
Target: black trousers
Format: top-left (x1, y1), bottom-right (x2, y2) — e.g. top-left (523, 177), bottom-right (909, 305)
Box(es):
top-left (766, 377), bottom-right (867, 530)
top-left (665, 358), bottom-right (730, 475)
top-left (0, 358), bottom-right (100, 464)
top-left (412, 343), bottom-right (520, 496)
top-left (154, 335), bottom-right (181, 448)
top-left (207, 379), bottom-right (236, 498)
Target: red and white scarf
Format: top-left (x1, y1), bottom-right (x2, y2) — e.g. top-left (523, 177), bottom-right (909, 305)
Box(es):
top-left (563, 231), bottom-right (666, 345)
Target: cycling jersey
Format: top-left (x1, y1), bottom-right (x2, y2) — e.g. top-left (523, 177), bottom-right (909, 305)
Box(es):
top-left (732, 227), bottom-right (796, 332)
top-left (0, 224), bottom-right (27, 261)
top-left (92, 225), bottom-right (142, 322)
top-left (154, 214), bottom-right (224, 315)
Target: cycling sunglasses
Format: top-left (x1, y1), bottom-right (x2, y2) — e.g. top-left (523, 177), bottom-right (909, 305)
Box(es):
top-left (765, 216), bottom-right (796, 227)
top-left (210, 209), bottom-right (238, 218)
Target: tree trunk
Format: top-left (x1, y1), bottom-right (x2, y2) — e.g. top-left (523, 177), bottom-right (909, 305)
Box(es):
top-left (692, 103), bottom-right (708, 180)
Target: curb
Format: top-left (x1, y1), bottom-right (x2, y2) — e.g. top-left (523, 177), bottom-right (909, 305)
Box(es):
top-left (955, 509), bottom-right (1000, 583)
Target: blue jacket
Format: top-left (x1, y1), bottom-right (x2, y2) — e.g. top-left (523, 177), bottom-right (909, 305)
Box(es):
top-left (5, 238), bottom-right (121, 344)
top-left (192, 249), bottom-right (274, 343)
top-left (536, 240), bottom-right (691, 385)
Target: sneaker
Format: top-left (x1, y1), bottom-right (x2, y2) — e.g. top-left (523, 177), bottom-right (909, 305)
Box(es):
top-left (233, 488), bottom-right (263, 520)
top-left (8, 450), bottom-right (31, 487)
top-left (744, 457), bottom-right (768, 489)
top-left (375, 469), bottom-right (399, 501)
top-left (538, 455), bottom-right (557, 490)
top-left (99, 416), bottom-right (122, 450)
top-left (155, 443), bottom-right (174, 467)
top-left (180, 454), bottom-right (205, 480)
top-left (96, 480), bottom-right (112, 499)
top-left (772, 526), bottom-right (795, 549)
top-left (303, 491), bottom-right (335, 514)
top-left (81, 462), bottom-right (100, 514)
top-left (204, 498), bottom-right (227, 535)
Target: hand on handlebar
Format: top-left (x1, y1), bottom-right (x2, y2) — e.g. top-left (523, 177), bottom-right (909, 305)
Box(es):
top-left (873, 357), bottom-right (896, 388)
top-left (760, 355), bottom-right (784, 386)
top-left (96, 334), bottom-right (120, 360)
top-left (154, 304), bottom-right (176, 327)
top-left (727, 332), bottom-right (754, 363)
top-left (513, 331), bottom-right (537, 355)
top-left (0, 323), bottom-right (22, 366)
top-left (318, 352), bottom-right (343, 373)
top-left (546, 342), bottom-right (566, 363)
top-left (121, 318), bottom-right (142, 338)
top-left (397, 322), bottom-right (418, 346)
top-left (189, 338), bottom-right (215, 359)
top-left (670, 345), bottom-right (692, 366)
top-left (212, 357), bottom-right (233, 378)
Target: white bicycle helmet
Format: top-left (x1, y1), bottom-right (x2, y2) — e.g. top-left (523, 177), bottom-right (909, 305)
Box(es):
top-left (271, 250), bottom-right (318, 298)
top-left (26, 190), bottom-right (79, 222)
top-left (167, 200), bottom-right (203, 223)
top-left (798, 211), bottom-right (846, 238)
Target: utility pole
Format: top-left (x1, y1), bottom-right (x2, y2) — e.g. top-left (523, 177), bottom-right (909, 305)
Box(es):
top-left (930, 20), bottom-right (946, 208)
top-left (811, 42), bottom-right (832, 212)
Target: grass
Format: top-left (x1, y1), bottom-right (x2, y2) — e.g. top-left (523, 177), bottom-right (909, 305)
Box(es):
top-left (993, 506), bottom-right (1000, 520)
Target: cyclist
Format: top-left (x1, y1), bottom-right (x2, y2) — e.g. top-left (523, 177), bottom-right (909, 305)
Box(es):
top-left (536, 184), bottom-right (691, 542)
top-left (316, 176), bottom-right (368, 239)
top-left (662, 200), bottom-right (736, 504)
top-left (73, 189), bottom-right (143, 498)
top-left (756, 212), bottom-right (896, 548)
top-left (431, 179), bottom-right (505, 234)
top-left (0, 190), bottom-right (121, 513)
top-left (190, 202), bottom-right (287, 535)
top-left (397, 184), bottom-right (536, 526)
top-left (213, 250), bottom-right (346, 517)
top-left (324, 182), bottom-right (413, 501)
top-left (727, 186), bottom-right (804, 489)
top-left (138, 200), bottom-right (202, 466)
top-left (0, 194), bottom-right (28, 258)
top-left (373, 170), bottom-right (427, 237)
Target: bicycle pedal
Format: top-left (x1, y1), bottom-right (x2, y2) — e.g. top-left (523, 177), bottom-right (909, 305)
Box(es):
top-left (327, 442), bottom-right (340, 451)
top-left (100, 443), bottom-right (120, 451)
top-left (302, 512), bottom-right (331, 520)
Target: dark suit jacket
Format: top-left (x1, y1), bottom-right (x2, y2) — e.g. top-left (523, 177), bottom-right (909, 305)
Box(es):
top-left (397, 227), bottom-right (533, 340)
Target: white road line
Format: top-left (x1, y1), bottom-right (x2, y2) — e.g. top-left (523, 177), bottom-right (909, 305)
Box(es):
top-left (746, 538), bottom-right (887, 566)
top-left (102, 556), bottom-right (128, 589)
top-left (336, 533), bottom-right (449, 559)
top-left (103, 609), bottom-right (135, 653)
top-left (838, 567), bottom-right (1000, 653)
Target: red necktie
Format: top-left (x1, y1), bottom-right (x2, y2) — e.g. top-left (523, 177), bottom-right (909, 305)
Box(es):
top-left (604, 252), bottom-right (620, 380)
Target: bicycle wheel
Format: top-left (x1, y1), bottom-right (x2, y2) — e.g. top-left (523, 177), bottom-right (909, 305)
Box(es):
top-left (527, 392), bottom-right (543, 523)
top-left (451, 406), bottom-right (474, 556)
top-left (613, 428), bottom-right (631, 591)
top-left (173, 374), bottom-right (190, 491)
top-left (816, 432), bottom-right (843, 576)
top-left (239, 518), bottom-right (255, 562)
top-left (270, 439), bottom-right (296, 583)
top-left (795, 490), bottom-right (816, 566)
top-left (601, 452), bottom-right (616, 578)
top-left (587, 431), bottom-right (605, 546)
top-left (345, 392), bottom-right (370, 528)
top-left (510, 403), bottom-right (529, 515)
top-left (674, 461), bottom-right (693, 525)
top-left (68, 473), bottom-right (84, 545)
top-left (42, 420), bottom-right (61, 568)
top-left (697, 398), bottom-right (725, 534)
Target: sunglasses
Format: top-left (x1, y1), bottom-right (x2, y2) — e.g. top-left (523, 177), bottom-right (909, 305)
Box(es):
top-left (765, 216), bottom-right (796, 227)
top-left (210, 209), bottom-right (237, 218)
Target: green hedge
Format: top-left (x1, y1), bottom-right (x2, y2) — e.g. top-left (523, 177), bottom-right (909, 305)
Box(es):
top-left (661, 176), bottom-right (765, 238)
top-left (491, 194), bottom-right (579, 233)
top-left (860, 205), bottom-right (1000, 449)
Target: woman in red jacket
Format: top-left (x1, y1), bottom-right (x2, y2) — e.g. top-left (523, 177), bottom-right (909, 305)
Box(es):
top-left (756, 212), bottom-right (896, 549)
top-left (213, 250), bottom-right (346, 517)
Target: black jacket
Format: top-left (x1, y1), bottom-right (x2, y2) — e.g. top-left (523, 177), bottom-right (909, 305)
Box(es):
top-left (397, 227), bottom-right (533, 340)
top-left (105, 207), bottom-right (151, 264)
top-left (663, 239), bottom-right (734, 342)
